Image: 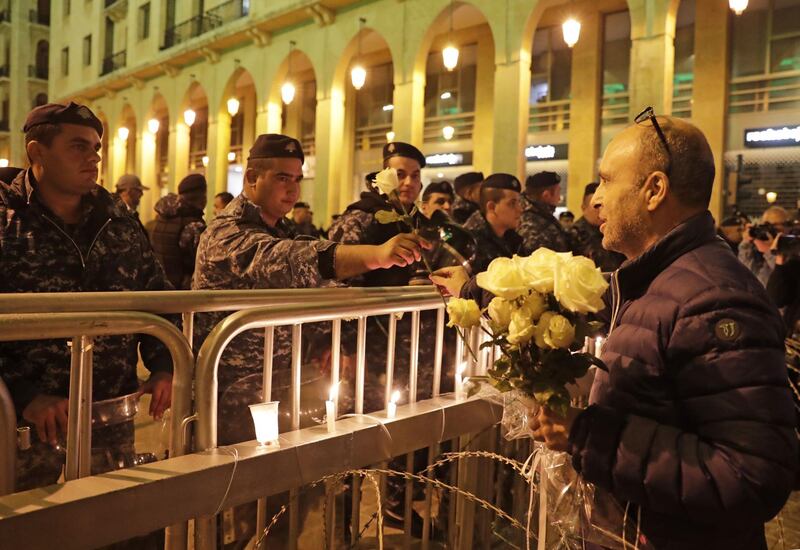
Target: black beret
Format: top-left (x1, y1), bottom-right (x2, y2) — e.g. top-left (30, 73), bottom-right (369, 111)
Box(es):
top-left (178, 173), bottom-right (207, 194)
top-left (559, 211), bottom-right (575, 220)
top-left (423, 180), bottom-right (454, 200)
top-left (525, 171), bottom-right (561, 190)
top-left (23, 102), bottom-right (104, 137)
top-left (383, 142), bottom-right (426, 168)
top-left (583, 182), bottom-right (599, 197)
top-left (482, 173), bottom-right (521, 193)
top-left (248, 133), bottom-right (304, 163)
top-left (453, 171), bottom-right (484, 193)
top-left (294, 201), bottom-right (310, 209)
top-left (0, 167), bottom-right (24, 184)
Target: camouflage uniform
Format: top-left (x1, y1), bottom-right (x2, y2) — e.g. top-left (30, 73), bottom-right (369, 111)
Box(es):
top-left (462, 209), bottom-right (484, 232)
top-left (0, 170), bottom-right (175, 490)
top-left (467, 214), bottom-right (523, 273)
top-left (192, 193), bottom-right (338, 446)
top-left (328, 192), bottom-right (443, 413)
top-left (570, 217), bottom-right (625, 272)
top-left (518, 196), bottom-right (574, 255)
top-left (451, 196), bottom-right (479, 226)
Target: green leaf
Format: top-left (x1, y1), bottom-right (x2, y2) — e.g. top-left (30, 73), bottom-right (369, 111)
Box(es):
top-left (375, 210), bottom-right (403, 224)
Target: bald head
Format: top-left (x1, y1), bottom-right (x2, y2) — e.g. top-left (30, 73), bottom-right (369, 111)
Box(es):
top-left (622, 116), bottom-right (716, 208)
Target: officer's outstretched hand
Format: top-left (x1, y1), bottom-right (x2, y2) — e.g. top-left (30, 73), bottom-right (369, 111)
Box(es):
top-left (136, 371), bottom-right (173, 420)
top-left (23, 394), bottom-right (69, 446)
top-left (430, 266), bottom-right (469, 297)
top-left (376, 233), bottom-right (431, 269)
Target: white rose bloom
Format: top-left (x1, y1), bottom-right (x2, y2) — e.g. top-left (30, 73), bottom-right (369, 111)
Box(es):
top-left (520, 292), bottom-right (547, 323)
top-left (373, 167), bottom-right (399, 196)
top-left (446, 298), bottom-right (482, 329)
top-left (514, 248), bottom-right (573, 294)
top-left (533, 311), bottom-right (576, 349)
top-left (508, 308), bottom-right (536, 345)
top-left (554, 255), bottom-right (609, 313)
top-left (487, 297), bottom-right (513, 331)
top-left (476, 257), bottom-right (529, 300)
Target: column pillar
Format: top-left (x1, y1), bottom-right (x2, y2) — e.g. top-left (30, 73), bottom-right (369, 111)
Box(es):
top-left (693, 0), bottom-right (729, 221)
top-left (168, 121), bottom-right (190, 193)
top-left (314, 89), bottom-right (346, 223)
top-left (207, 113), bottom-right (232, 217)
top-left (490, 60), bottom-right (529, 180)
top-left (391, 73), bottom-right (425, 146)
top-left (473, 32), bottom-right (495, 174)
top-left (566, 8), bottom-right (603, 215)
top-left (139, 128), bottom-right (159, 223)
top-left (628, 0), bottom-right (675, 116)
top-left (242, 91), bottom-right (257, 154)
top-left (255, 102), bottom-right (269, 135)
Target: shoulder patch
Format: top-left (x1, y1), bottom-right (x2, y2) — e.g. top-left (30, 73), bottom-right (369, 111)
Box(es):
top-left (714, 318), bottom-right (740, 342)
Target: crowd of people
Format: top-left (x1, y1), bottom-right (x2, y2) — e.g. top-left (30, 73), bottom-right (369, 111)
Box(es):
top-left (0, 100), bottom-right (797, 549)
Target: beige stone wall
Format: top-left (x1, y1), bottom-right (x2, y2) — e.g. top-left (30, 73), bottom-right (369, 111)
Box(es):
top-left (41, 0), bottom-right (777, 223)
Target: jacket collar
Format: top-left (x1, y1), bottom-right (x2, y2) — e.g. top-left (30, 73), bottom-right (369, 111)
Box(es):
top-left (617, 210), bottom-right (718, 295)
top-left (224, 193), bottom-right (292, 236)
top-left (476, 213), bottom-right (521, 254)
top-left (523, 195), bottom-right (556, 216)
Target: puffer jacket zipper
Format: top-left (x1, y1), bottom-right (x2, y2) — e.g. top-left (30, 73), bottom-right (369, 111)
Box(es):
top-left (608, 269), bottom-right (622, 336)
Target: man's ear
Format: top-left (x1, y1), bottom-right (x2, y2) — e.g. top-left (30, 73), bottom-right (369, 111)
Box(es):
top-left (26, 141), bottom-right (43, 165)
top-left (244, 168), bottom-right (259, 187)
top-left (643, 171), bottom-right (669, 212)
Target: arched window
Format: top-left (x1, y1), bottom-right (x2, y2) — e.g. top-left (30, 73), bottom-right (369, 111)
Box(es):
top-left (35, 40), bottom-right (49, 79)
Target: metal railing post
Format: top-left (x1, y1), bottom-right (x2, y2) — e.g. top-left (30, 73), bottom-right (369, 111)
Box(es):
top-left (0, 378), bottom-right (15, 496)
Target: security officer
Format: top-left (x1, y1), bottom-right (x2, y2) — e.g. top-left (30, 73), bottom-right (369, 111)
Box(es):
top-left (114, 173), bottom-right (149, 213)
top-left (0, 102), bottom-right (174, 491)
top-left (468, 174), bottom-right (524, 273)
top-left (151, 173), bottom-right (207, 289)
top-left (451, 171), bottom-right (483, 225)
top-left (289, 201), bottom-right (320, 237)
top-left (518, 171), bottom-right (573, 254)
top-left (570, 182), bottom-right (625, 271)
top-left (420, 180), bottom-right (455, 218)
top-left (192, 134), bottom-right (427, 547)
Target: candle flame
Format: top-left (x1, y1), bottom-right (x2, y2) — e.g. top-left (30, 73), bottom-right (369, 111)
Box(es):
top-left (457, 362), bottom-right (467, 375)
top-left (391, 390), bottom-right (401, 404)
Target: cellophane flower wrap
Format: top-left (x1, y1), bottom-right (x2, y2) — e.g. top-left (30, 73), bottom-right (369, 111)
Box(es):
top-left (448, 249), bottom-right (650, 549)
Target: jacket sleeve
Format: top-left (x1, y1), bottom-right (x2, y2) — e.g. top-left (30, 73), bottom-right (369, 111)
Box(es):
top-left (766, 259), bottom-right (800, 308)
top-left (570, 286), bottom-right (797, 525)
top-left (133, 222), bottom-right (179, 376)
top-left (327, 210), bottom-right (372, 245)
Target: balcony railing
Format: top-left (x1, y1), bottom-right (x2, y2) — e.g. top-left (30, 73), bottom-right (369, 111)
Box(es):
top-left (601, 91), bottom-right (630, 127)
top-left (672, 82), bottom-right (693, 119)
top-left (729, 70), bottom-right (800, 114)
top-left (162, 0), bottom-right (249, 50)
top-left (355, 122), bottom-right (392, 151)
top-left (423, 112), bottom-right (476, 143)
top-left (101, 50), bottom-right (127, 76)
top-left (29, 9), bottom-right (49, 26)
top-left (529, 99), bottom-right (571, 133)
top-left (28, 64), bottom-right (48, 80)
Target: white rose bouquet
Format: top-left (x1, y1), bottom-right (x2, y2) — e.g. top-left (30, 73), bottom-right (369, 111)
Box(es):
top-left (447, 248), bottom-right (608, 415)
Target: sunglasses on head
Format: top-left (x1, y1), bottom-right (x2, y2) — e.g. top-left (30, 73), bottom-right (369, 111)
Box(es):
top-left (634, 106), bottom-right (672, 174)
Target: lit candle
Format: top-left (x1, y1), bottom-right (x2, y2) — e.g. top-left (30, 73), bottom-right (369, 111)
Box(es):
top-left (387, 390), bottom-right (400, 419)
top-left (455, 362), bottom-right (467, 401)
top-left (326, 382), bottom-right (339, 433)
top-left (595, 336), bottom-right (604, 358)
top-left (249, 401), bottom-right (280, 446)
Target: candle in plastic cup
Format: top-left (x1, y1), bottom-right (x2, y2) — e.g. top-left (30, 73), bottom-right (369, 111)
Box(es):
top-left (326, 382), bottom-right (339, 433)
top-left (455, 363), bottom-right (467, 401)
top-left (249, 401), bottom-right (280, 446)
top-left (387, 390), bottom-right (401, 419)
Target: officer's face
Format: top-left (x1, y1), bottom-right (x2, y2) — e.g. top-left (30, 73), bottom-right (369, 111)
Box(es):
top-left (121, 188), bottom-right (143, 210)
top-left (387, 157), bottom-right (422, 206)
top-left (28, 123), bottom-right (101, 196)
top-left (213, 196), bottom-right (227, 215)
top-left (583, 194), bottom-right (601, 226)
top-left (293, 207), bottom-right (311, 224)
top-left (490, 190), bottom-right (523, 232)
top-left (245, 158), bottom-right (303, 225)
top-left (423, 193), bottom-right (453, 217)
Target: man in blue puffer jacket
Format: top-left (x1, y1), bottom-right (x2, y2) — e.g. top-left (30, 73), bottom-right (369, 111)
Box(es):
top-left (433, 112), bottom-right (798, 549)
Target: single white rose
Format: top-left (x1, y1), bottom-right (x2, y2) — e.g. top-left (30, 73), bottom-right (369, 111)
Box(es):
top-left (514, 248), bottom-right (573, 294)
top-left (533, 311), bottom-right (576, 349)
top-left (373, 167), bottom-right (399, 196)
top-left (487, 297), bottom-right (513, 331)
top-left (554, 255), bottom-right (609, 313)
top-left (476, 257), bottom-right (528, 300)
top-left (446, 298), bottom-right (482, 329)
top-left (520, 292), bottom-right (547, 323)
top-left (508, 308), bottom-right (536, 345)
